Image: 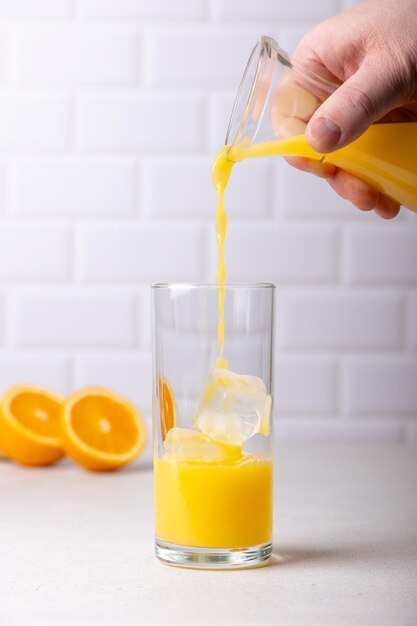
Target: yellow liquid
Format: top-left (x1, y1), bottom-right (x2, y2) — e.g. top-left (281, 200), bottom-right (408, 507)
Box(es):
top-left (224, 123), bottom-right (417, 212)
top-left (155, 122), bottom-right (417, 553)
top-left (212, 122), bottom-right (417, 364)
top-left (213, 153), bottom-right (233, 369)
top-left (154, 453), bottom-right (272, 548)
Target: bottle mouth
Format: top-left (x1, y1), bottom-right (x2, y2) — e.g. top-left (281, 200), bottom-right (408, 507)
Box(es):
top-left (225, 35), bottom-right (339, 150)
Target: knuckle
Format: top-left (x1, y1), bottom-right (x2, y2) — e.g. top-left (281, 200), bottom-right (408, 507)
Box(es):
top-left (343, 83), bottom-right (377, 118)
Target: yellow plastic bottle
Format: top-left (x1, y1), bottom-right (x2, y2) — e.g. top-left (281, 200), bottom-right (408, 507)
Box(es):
top-left (227, 123), bottom-right (417, 213)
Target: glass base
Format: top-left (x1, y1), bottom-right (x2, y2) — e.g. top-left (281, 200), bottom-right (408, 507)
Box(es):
top-left (155, 538), bottom-right (272, 570)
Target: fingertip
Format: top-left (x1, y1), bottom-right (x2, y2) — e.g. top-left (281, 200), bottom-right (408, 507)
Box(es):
top-left (327, 170), bottom-right (378, 211)
top-left (374, 195), bottom-right (401, 219)
top-left (306, 116), bottom-right (342, 153)
top-left (327, 170), bottom-right (401, 218)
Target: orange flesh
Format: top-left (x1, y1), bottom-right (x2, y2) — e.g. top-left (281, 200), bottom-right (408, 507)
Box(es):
top-left (70, 395), bottom-right (139, 455)
top-left (159, 378), bottom-right (176, 440)
top-left (10, 392), bottom-right (61, 440)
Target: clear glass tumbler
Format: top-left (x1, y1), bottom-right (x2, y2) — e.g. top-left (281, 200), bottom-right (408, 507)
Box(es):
top-left (152, 283), bottom-right (275, 569)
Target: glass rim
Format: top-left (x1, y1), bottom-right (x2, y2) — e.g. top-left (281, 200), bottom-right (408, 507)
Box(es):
top-left (151, 282), bottom-right (275, 290)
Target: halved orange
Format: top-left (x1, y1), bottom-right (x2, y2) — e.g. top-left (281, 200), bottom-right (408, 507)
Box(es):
top-left (159, 377), bottom-right (176, 440)
top-left (0, 385), bottom-right (64, 466)
top-left (60, 387), bottom-right (147, 471)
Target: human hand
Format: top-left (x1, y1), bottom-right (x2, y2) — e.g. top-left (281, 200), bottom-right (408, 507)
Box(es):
top-left (286, 0), bottom-right (417, 219)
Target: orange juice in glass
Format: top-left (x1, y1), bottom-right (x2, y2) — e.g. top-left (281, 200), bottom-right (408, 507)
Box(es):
top-left (152, 284), bottom-right (274, 569)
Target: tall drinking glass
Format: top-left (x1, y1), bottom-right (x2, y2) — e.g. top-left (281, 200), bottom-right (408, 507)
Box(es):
top-left (152, 283), bottom-right (275, 569)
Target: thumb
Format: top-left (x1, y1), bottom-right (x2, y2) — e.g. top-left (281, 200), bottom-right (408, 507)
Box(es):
top-left (306, 60), bottom-right (403, 152)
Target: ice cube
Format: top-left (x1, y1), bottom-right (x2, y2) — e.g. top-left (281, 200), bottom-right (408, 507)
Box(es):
top-left (193, 368), bottom-right (271, 446)
top-left (163, 427), bottom-right (241, 463)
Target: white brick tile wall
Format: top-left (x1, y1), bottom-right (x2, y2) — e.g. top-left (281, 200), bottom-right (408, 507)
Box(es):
top-left (74, 352), bottom-right (152, 412)
top-left (0, 224), bottom-right (69, 281)
top-left (148, 27), bottom-right (267, 89)
top-left (276, 160), bottom-right (368, 220)
top-left (0, 94), bottom-right (70, 151)
top-left (340, 1), bottom-right (359, 9)
top-left (0, 1), bottom-right (71, 20)
top-left (11, 157), bottom-right (136, 217)
top-left (406, 421), bottom-right (417, 443)
top-left (344, 225), bottom-right (417, 285)
top-left (0, 295), bottom-right (5, 345)
top-left (344, 357), bottom-right (417, 415)
top-left (211, 0), bottom-right (338, 21)
top-left (14, 290), bottom-right (137, 348)
top-left (77, 94), bottom-right (204, 152)
top-left (0, 29), bottom-right (9, 84)
top-left (11, 26), bottom-right (138, 85)
top-left (138, 287), bottom-right (151, 349)
top-left (0, 164), bottom-right (6, 215)
top-left (144, 156), bottom-right (272, 219)
top-left (78, 0), bottom-right (205, 20)
top-left (143, 156), bottom-right (215, 219)
top-left (409, 293), bottom-right (417, 351)
top-left (0, 1), bottom-right (414, 444)
top-left (275, 356), bottom-right (338, 413)
top-left (76, 223), bottom-right (206, 283)
top-left (209, 224), bottom-right (338, 283)
top-left (277, 417), bottom-right (405, 444)
top-left (207, 92), bottom-right (236, 153)
top-left (278, 23), bottom-right (320, 54)
top-left (0, 354), bottom-right (69, 395)
top-left (222, 159), bottom-right (274, 219)
top-left (278, 291), bottom-right (403, 350)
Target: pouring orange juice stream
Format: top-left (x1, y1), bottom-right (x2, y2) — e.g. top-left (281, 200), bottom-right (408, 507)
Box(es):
top-left (213, 122), bottom-right (417, 367)
top-left (155, 114), bottom-right (417, 550)
top-left (154, 134), bottom-right (274, 550)
top-left (155, 123), bottom-right (417, 551)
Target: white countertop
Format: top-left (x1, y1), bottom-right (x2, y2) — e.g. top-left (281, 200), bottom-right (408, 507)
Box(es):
top-left (1, 445), bottom-right (416, 626)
